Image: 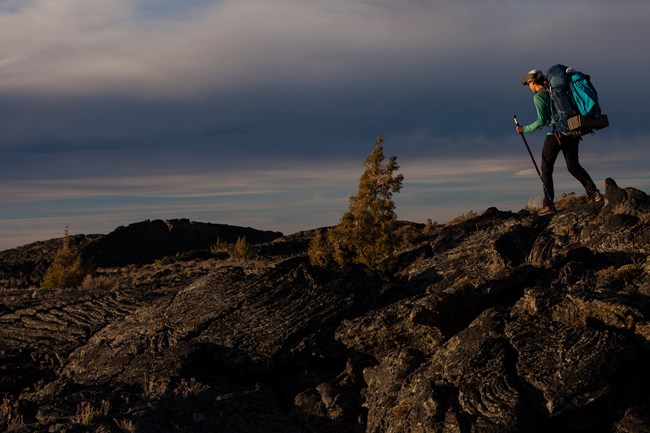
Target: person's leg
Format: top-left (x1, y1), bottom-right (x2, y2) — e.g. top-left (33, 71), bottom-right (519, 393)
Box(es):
top-left (560, 136), bottom-right (599, 197)
top-left (541, 134), bottom-right (561, 207)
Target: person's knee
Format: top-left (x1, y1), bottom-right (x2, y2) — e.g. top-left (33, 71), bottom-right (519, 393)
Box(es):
top-left (566, 161), bottom-right (582, 175)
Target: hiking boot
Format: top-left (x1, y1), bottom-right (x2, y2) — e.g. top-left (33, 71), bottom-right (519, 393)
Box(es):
top-left (591, 191), bottom-right (603, 203)
top-left (539, 204), bottom-right (557, 216)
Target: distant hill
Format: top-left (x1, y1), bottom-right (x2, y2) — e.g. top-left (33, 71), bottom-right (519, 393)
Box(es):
top-left (0, 219), bottom-right (283, 288)
top-left (1, 178), bottom-right (649, 432)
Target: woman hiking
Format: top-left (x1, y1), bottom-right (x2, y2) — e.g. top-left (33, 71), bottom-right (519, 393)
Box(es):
top-left (516, 69), bottom-right (602, 215)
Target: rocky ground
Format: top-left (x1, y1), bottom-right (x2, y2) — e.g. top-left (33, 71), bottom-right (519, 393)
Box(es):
top-left (1, 178), bottom-right (650, 433)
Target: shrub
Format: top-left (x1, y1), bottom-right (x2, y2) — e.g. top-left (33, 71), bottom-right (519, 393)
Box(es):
top-left (231, 237), bottom-right (254, 260)
top-left (75, 400), bottom-right (110, 426)
top-left (308, 229), bottom-right (331, 267)
top-left (210, 237), bottom-right (254, 260)
top-left (144, 372), bottom-right (169, 399)
top-left (114, 418), bottom-right (137, 433)
top-left (41, 226), bottom-right (89, 289)
top-left (310, 134), bottom-right (404, 272)
top-left (423, 218), bottom-right (437, 235)
top-left (445, 210), bottom-right (478, 227)
top-left (210, 238), bottom-right (231, 254)
top-left (81, 274), bottom-right (119, 291)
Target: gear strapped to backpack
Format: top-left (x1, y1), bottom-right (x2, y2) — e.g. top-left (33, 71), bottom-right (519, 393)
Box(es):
top-left (545, 64), bottom-right (609, 137)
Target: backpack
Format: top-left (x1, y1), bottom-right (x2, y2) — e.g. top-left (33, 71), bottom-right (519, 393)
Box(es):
top-left (545, 64), bottom-right (609, 136)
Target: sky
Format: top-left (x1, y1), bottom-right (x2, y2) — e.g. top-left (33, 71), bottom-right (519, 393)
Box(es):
top-left (1, 0), bottom-right (650, 251)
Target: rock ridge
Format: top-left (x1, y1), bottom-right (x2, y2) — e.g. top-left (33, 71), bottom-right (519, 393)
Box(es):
top-left (1, 181), bottom-right (650, 432)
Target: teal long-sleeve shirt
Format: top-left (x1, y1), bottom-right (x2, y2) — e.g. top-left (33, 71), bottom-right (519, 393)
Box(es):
top-left (522, 89), bottom-right (554, 135)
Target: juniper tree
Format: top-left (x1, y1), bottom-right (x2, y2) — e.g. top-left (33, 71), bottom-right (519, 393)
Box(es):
top-left (41, 226), bottom-right (88, 289)
top-left (326, 133), bottom-right (404, 271)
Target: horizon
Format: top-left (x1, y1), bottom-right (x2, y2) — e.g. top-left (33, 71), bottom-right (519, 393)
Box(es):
top-left (2, 0), bottom-right (649, 251)
top-left (3, 143), bottom-right (649, 252)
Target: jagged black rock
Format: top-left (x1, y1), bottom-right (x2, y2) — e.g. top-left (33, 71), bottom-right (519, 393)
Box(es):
top-left (1, 181), bottom-right (649, 432)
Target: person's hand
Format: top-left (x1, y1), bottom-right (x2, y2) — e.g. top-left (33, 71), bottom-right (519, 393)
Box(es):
top-left (515, 125), bottom-right (523, 134)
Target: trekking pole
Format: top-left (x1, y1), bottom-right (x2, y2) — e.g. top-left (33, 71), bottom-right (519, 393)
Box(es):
top-left (512, 115), bottom-right (552, 200)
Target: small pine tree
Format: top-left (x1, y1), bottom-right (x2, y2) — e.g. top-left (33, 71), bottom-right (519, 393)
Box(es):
top-left (423, 218), bottom-right (437, 234)
top-left (41, 226), bottom-right (88, 289)
top-left (308, 229), bottom-right (332, 267)
top-left (326, 133), bottom-right (404, 271)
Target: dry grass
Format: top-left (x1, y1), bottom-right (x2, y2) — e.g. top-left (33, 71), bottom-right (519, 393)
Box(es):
top-left (174, 377), bottom-right (209, 398)
top-left (554, 192), bottom-right (587, 209)
top-left (114, 418), bottom-right (137, 433)
top-left (445, 210), bottom-right (479, 227)
top-left (81, 274), bottom-right (120, 291)
top-left (525, 192), bottom-right (588, 213)
top-left (209, 237), bottom-right (254, 260)
top-left (1, 397), bottom-right (24, 430)
top-left (210, 238), bottom-right (232, 254)
top-left (144, 373), bottom-right (169, 399)
top-left (75, 400), bottom-right (111, 426)
top-left (231, 237), bottom-right (254, 260)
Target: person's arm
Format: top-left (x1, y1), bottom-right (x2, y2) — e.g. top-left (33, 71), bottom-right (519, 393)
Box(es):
top-left (522, 92), bottom-right (552, 134)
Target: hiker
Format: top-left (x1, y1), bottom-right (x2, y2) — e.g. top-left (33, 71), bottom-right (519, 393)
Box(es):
top-left (516, 69), bottom-right (602, 215)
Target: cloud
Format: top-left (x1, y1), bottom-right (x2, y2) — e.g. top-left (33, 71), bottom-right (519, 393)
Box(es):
top-left (0, 0), bottom-right (488, 95)
top-left (1, 0), bottom-right (649, 147)
top-left (2, 0), bottom-right (647, 98)
top-left (0, 164), bottom-right (361, 203)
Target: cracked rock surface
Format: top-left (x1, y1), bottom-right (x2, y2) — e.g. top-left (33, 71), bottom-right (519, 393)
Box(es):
top-left (2, 184), bottom-right (650, 432)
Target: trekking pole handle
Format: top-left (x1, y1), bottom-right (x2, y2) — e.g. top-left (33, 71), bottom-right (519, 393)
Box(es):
top-left (513, 115), bottom-right (525, 134)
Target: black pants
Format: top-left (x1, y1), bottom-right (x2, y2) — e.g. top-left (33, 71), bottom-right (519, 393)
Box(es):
top-left (541, 134), bottom-right (597, 206)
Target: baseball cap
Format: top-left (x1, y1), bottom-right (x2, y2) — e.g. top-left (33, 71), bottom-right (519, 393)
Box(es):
top-left (521, 69), bottom-right (544, 85)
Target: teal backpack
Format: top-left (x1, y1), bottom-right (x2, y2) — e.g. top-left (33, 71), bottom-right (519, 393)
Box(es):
top-left (545, 64), bottom-right (609, 136)
top-left (570, 70), bottom-right (600, 117)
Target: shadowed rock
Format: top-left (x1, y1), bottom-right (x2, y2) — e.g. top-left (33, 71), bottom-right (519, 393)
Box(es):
top-left (604, 177), bottom-right (650, 212)
top-left (81, 219), bottom-right (283, 267)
